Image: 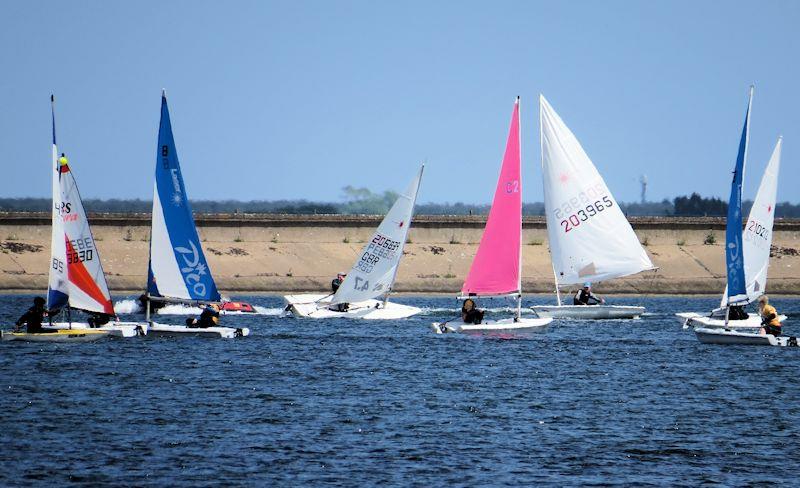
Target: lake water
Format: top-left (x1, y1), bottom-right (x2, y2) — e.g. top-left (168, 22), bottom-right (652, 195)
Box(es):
top-left (1, 294), bottom-right (799, 486)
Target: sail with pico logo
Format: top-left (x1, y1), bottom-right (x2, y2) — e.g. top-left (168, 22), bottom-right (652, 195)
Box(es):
top-left (147, 91), bottom-right (220, 302)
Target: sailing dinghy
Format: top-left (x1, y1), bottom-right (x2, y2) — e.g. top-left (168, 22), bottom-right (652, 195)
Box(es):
top-left (676, 87), bottom-right (791, 345)
top-left (432, 98), bottom-right (552, 334)
top-left (284, 167), bottom-right (424, 320)
top-left (530, 95), bottom-right (655, 320)
top-left (17, 96), bottom-right (145, 340)
top-left (144, 92), bottom-right (249, 338)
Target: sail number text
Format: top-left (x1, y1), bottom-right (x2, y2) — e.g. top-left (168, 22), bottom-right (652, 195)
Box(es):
top-left (745, 219), bottom-right (770, 244)
top-left (356, 233), bottom-right (400, 274)
top-left (67, 237), bottom-right (95, 264)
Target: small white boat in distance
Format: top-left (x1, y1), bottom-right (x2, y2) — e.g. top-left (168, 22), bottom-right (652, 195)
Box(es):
top-left (1, 329), bottom-right (111, 342)
top-left (432, 98), bottom-right (552, 335)
top-left (695, 327), bottom-right (799, 347)
top-left (677, 87), bottom-right (787, 338)
top-left (530, 95), bottom-right (654, 321)
top-left (285, 166), bottom-right (424, 320)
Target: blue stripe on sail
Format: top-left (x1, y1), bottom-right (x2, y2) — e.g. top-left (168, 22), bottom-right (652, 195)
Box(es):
top-left (146, 260), bottom-right (160, 296)
top-left (725, 93), bottom-right (749, 303)
top-left (154, 94), bottom-right (220, 301)
top-left (47, 288), bottom-right (68, 310)
top-left (51, 99), bottom-right (56, 145)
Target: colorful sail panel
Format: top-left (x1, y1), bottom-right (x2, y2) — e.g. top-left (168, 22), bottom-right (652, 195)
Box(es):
top-left (540, 95), bottom-right (653, 286)
top-left (147, 92), bottom-right (220, 302)
top-left (332, 166), bottom-right (423, 304)
top-left (722, 136), bottom-right (781, 306)
top-left (57, 156), bottom-right (114, 314)
top-left (47, 96), bottom-right (69, 310)
top-left (461, 98), bottom-right (522, 296)
top-left (725, 87), bottom-right (753, 305)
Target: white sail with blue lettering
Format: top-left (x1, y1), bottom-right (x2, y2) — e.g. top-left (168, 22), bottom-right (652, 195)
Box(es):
top-left (147, 92), bottom-right (220, 302)
top-left (331, 166), bottom-right (423, 305)
top-left (724, 86), bottom-right (752, 306)
top-left (47, 95), bottom-right (69, 310)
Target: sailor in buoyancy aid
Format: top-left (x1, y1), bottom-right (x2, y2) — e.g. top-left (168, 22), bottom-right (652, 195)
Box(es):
top-left (758, 295), bottom-right (782, 337)
top-left (461, 298), bottom-right (484, 324)
top-left (187, 303), bottom-right (220, 328)
top-left (331, 273), bottom-right (349, 312)
top-left (15, 297), bottom-right (54, 333)
top-left (573, 283), bottom-right (605, 305)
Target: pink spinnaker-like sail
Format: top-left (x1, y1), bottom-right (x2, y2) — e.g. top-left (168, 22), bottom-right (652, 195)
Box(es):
top-left (461, 98), bottom-right (522, 296)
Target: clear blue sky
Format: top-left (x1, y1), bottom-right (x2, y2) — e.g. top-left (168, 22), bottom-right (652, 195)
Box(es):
top-left (1, 1), bottom-right (798, 204)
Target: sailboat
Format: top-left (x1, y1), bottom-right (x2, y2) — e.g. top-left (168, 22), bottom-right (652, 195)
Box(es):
top-left (6, 96), bottom-right (145, 341)
top-left (678, 88), bottom-right (791, 345)
top-left (284, 166), bottom-right (424, 319)
top-left (531, 95), bottom-right (655, 320)
top-left (144, 91), bottom-right (249, 338)
top-left (432, 97), bottom-right (552, 334)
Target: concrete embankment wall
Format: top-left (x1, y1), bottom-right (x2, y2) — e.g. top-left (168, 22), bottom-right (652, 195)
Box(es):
top-left (1, 213), bottom-right (799, 295)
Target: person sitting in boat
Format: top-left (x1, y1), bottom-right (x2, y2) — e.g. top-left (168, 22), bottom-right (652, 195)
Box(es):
top-left (187, 303), bottom-right (220, 328)
top-left (87, 312), bottom-right (113, 328)
top-left (758, 295), bottom-right (781, 337)
top-left (461, 299), bottom-right (484, 324)
top-left (728, 305), bottom-right (749, 320)
top-left (573, 283), bottom-right (605, 305)
top-left (14, 297), bottom-right (53, 334)
top-left (331, 273), bottom-right (349, 312)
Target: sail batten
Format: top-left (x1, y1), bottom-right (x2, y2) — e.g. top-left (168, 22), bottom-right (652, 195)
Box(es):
top-left (331, 166), bottom-right (423, 305)
top-left (540, 95), bottom-right (653, 286)
top-left (461, 98), bottom-right (522, 296)
top-left (147, 94), bottom-right (220, 302)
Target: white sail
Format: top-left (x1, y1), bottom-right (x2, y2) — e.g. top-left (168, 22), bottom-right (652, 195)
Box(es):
top-left (540, 94), bottom-right (653, 286)
top-left (57, 157), bottom-right (114, 314)
top-left (47, 105), bottom-right (69, 310)
top-left (722, 137), bottom-right (782, 306)
top-left (331, 166), bottom-right (423, 304)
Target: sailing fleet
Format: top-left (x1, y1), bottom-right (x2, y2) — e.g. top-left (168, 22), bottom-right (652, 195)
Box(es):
top-left (1, 87), bottom-right (795, 347)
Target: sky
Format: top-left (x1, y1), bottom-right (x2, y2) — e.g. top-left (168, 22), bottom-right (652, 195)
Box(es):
top-left (1, 0), bottom-right (798, 205)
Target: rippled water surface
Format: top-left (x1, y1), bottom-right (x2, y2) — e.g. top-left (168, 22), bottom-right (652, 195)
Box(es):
top-left (2, 294), bottom-right (800, 486)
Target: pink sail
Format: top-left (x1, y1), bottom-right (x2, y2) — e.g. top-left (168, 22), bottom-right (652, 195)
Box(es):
top-left (462, 98), bottom-right (522, 296)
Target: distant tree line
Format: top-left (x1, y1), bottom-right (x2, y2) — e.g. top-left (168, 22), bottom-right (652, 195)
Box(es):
top-left (2, 191), bottom-right (800, 217)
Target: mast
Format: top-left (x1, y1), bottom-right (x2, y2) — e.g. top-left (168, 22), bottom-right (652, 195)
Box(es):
top-left (516, 96), bottom-right (522, 321)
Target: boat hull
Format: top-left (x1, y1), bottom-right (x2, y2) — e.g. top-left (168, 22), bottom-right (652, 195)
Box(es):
top-left (147, 322), bottom-right (249, 339)
top-left (431, 317), bottom-right (552, 334)
top-left (284, 294), bottom-right (421, 320)
top-left (44, 321), bottom-right (148, 338)
top-left (695, 327), bottom-right (800, 347)
top-left (677, 312), bottom-right (787, 330)
top-left (1, 329), bottom-right (111, 342)
top-left (531, 305), bottom-right (645, 319)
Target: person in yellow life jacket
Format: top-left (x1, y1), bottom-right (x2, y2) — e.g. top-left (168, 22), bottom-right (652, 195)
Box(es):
top-left (758, 295), bottom-right (781, 337)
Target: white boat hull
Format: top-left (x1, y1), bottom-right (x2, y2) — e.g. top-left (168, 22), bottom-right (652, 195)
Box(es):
top-left (147, 322), bottom-right (249, 339)
top-left (676, 312), bottom-right (787, 330)
top-left (284, 294), bottom-right (421, 320)
top-left (694, 327), bottom-right (800, 347)
top-left (531, 305), bottom-right (645, 319)
top-left (431, 316), bottom-right (552, 334)
top-left (44, 321), bottom-right (148, 338)
top-left (1, 329), bottom-right (111, 342)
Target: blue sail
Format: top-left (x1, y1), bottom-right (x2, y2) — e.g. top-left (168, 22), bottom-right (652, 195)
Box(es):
top-left (147, 92), bottom-right (220, 302)
top-left (724, 87), bottom-right (752, 304)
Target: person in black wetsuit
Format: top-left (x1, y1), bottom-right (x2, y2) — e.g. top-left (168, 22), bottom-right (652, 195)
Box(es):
top-left (88, 312), bottom-right (113, 328)
top-left (331, 273), bottom-right (349, 312)
top-left (573, 283), bottom-right (605, 305)
top-left (461, 299), bottom-right (484, 324)
top-left (15, 297), bottom-right (54, 333)
top-left (186, 304), bottom-right (220, 328)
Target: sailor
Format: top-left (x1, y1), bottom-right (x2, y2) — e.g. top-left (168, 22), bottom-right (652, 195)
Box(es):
top-left (331, 273), bottom-right (349, 312)
top-left (573, 283), bottom-right (605, 305)
top-left (461, 298), bottom-right (484, 324)
top-left (727, 304), bottom-right (748, 321)
top-left (758, 295), bottom-right (781, 337)
top-left (87, 312), bottom-right (112, 328)
top-left (187, 303), bottom-right (220, 328)
top-left (14, 297), bottom-right (53, 333)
